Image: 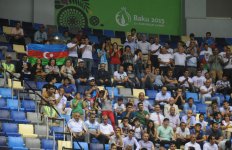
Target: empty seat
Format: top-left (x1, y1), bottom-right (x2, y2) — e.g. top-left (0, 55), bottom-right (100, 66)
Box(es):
top-left (89, 143), bottom-right (104, 150)
top-left (0, 136), bottom-right (7, 146)
top-left (132, 89), bottom-right (145, 98)
top-left (0, 110), bottom-right (12, 121)
top-left (25, 137), bottom-right (41, 149)
top-left (36, 82), bottom-right (48, 90)
top-left (19, 124), bottom-right (37, 138)
top-left (27, 112), bottom-right (42, 124)
top-left (105, 144), bottom-right (110, 150)
top-left (103, 30), bottom-right (115, 37)
top-left (196, 104), bottom-right (207, 113)
top-left (11, 111), bottom-right (30, 123)
top-left (50, 126), bottom-right (64, 140)
top-left (21, 100), bottom-right (36, 112)
top-left (146, 90), bottom-right (157, 99)
top-left (89, 35), bottom-right (99, 44)
top-left (54, 83), bottom-right (63, 89)
top-left (8, 136), bottom-right (28, 150)
top-left (24, 81), bottom-right (37, 90)
top-left (58, 140), bottom-right (72, 150)
top-left (186, 92), bottom-right (200, 103)
top-left (41, 139), bottom-right (54, 150)
top-left (119, 88), bottom-right (132, 97)
top-left (34, 125), bottom-right (47, 137)
top-left (105, 87), bottom-right (119, 97)
top-left (74, 142), bottom-right (89, 150)
top-left (6, 99), bottom-right (18, 110)
top-left (0, 88), bottom-right (12, 98)
top-left (0, 98), bottom-right (7, 109)
top-left (2, 123), bottom-right (20, 136)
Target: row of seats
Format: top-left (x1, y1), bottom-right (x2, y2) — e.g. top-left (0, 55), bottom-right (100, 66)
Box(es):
top-left (0, 110), bottom-right (37, 123)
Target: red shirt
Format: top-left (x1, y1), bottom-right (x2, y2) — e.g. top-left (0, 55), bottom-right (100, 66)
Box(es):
top-left (110, 49), bottom-right (121, 64)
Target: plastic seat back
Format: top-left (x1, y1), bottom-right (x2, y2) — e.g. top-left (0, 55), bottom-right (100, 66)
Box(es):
top-left (19, 124), bottom-right (37, 138)
top-left (41, 139), bottom-right (54, 150)
top-left (2, 123), bottom-right (18, 135)
top-left (8, 136), bottom-right (25, 148)
top-left (0, 88), bottom-right (12, 98)
top-left (7, 99), bottom-right (18, 110)
top-left (74, 142), bottom-right (88, 150)
top-left (25, 137), bottom-right (41, 149)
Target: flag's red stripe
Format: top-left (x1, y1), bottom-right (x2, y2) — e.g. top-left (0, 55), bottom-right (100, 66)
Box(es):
top-left (28, 50), bottom-right (68, 59)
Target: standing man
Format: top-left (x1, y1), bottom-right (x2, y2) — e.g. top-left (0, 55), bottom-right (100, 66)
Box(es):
top-left (67, 37), bottom-right (79, 67)
top-left (150, 36), bottom-right (161, 68)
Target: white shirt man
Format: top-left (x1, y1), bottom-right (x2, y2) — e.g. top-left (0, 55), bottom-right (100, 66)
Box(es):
top-left (150, 104), bottom-right (164, 127)
top-left (150, 43), bottom-right (161, 56)
top-left (200, 49), bottom-right (212, 62)
top-left (123, 130), bottom-right (140, 150)
top-left (55, 93), bottom-right (72, 115)
top-left (67, 42), bottom-right (78, 58)
top-left (137, 41), bottom-right (150, 55)
top-left (203, 142), bottom-right (218, 150)
top-left (79, 44), bottom-right (93, 59)
top-left (192, 75), bottom-right (206, 89)
top-left (164, 98), bottom-right (179, 117)
top-left (178, 76), bottom-right (193, 88)
top-left (155, 91), bottom-right (171, 105)
top-left (184, 140), bottom-right (201, 150)
top-left (158, 52), bottom-right (173, 67)
top-left (114, 71), bottom-right (128, 83)
top-left (173, 52), bottom-right (186, 66)
top-left (68, 114), bottom-right (86, 133)
top-left (99, 122), bottom-right (114, 135)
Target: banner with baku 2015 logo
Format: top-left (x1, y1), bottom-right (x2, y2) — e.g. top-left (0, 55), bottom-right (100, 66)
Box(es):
top-left (55, 0), bottom-right (182, 35)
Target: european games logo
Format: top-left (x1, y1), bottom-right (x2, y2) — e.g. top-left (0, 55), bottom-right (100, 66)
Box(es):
top-left (115, 7), bottom-right (131, 27)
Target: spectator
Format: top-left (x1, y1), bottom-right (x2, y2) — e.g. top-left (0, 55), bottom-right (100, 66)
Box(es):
top-left (124, 35), bottom-right (137, 54)
top-left (135, 92), bottom-right (153, 112)
top-left (85, 77), bottom-right (99, 99)
top-left (141, 67), bottom-right (155, 89)
top-left (173, 88), bottom-right (186, 110)
top-left (150, 36), bottom-right (161, 68)
top-left (158, 46), bottom-right (173, 76)
top-left (208, 48), bottom-right (224, 82)
top-left (61, 31), bottom-right (71, 43)
top-left (133, 49), bottom-right (143, 78)
top-left (221, 114), bottom-right (232, 139)
top-left (123, 129), bottom-right (140, 150)
top-left (114, 97), bottom-right (126, 119)
top-left (192, 69), bottom-right (206, 92)
top-left (207, 100), bottom-right (220, 120)
top-left (55, 87), bottom-right (72, 115)
top-left (199, 43), bottom-right (212, 65)
top-left (137, 34), bottom-right (150, 66)
top-left (97, 43), bottom-right (109, 71)
top-left (190, 123), bottom-right (206, 147)
top-left (15, 55), bottom-right (31, 73)
top-left (71, 92), bottom-right (86, 119)
top-left (181, 110), bottom-right (196, 128)
top-left (79, 37), bottom-right (93, 73)
top-left (196, 114), bottom-right (208, 131)
top-left (122, 46), bottom-right (134, 71)
top-left (203, 32), bottom-right (215, 47)
top-left (216, 75), bottom-right (231, 95)
top-left (164, 69), bottom-right (178, 91)
top-left (109, 127), bottom-right (123, 149)
top-left (205, 122), bottom-right (224, 144)
top-left (60, 59), bottom-right (76, 84)
top-left (176, 122), bottom-right (191, 149)
top-left (110, 42), bottom-right (121, 75)
top-left (184, 134), bottom-right (201, 150)
top-left (169, 143), bottom-right (177, 150)
top-left (1, 55), bottom-right (17, 79)
top-left (139, 133), bottom-right (155, 150)
top-left (186, 33), bottom-right (198, 48)
top-left (113, 65), bottom-right (129, 87)
top-left (34, 25), bottom-right (47, 43)
top-left (164, 42), bottom-right (174, 54)
top-left (144, 120), bottom-right (157, 143)
top-left (41, 99), bottom-right (58, 121)
top-left (84, 113), bottom-right (100, 143)
top-left (119, 117), bottom-right (132, 137)
top-left (132, 118), bottom-right (143, 141)
top-left (67, 37), bottom-right (79, 67)
top-left (45, 58), bottom-right (61, 82)
top-left (121, 103), bottom-right (135, 124)
top-left (97, 115), bottom-right (114, 144)
top-left (203, 135), bottom-right (218, 150)
top-left (31, 58), bottom-right (46, 81)
top-left (75, 59), bottom-right (89, 86)
top-left (150, 104), bottom-right (164, 127)
top-left (222, 47), bottom-right (232, 81)
top-left (134, 102), bottom-right (149, 127)
top-left (153, 67), bottom-right (164, 90)
top-left (178, 70), bottom-right (193, 91)
top-left (10, 22), bottom-right (25, 44)
top-left (166, 106), bottom-right (180, 131)
top-left (186, 49), bottom-right (198, 77)
top-left (164, 97), bottom-right (179, 117)
top-left (127, 64), bottom-right (140, 88)
top-left (42, 76), bottom-right (57, 95)
top-left (20, 62), bottom-right (32, 81)
top-left (95, 63), bottom-right (111, 86)
top-left (155, 86), bottom-right (171, 107)
top-left (67, 112), bottom-right (87, 141)
top-left (59, 77), bottom-right (75, 101)
top-left (183, 97), bottom-right (197, 116)
top-left (173, 44), bottom-right (186, 78)
top-left (157, 118), bottom-right (175, 147)
top-left (219, 101), bottom-right (232, 117)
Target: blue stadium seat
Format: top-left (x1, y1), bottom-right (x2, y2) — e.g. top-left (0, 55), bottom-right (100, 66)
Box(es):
top-left (41, 139), bottom-right (54, 150)
top-left (21, 100), bottom-right (36, 112)
top-left (89, 35), bottom-right (99, 44)
top-left (0, 110), bottom-right (12, 122)
top-left (196, 104), bottom-right (207, 113)
top-left (0, 136), bottom-right (9, 150)
top-left (11, 111), bottom-right (30, 123)
top-left (24, 81), bottom-right (37, 90)
top-left (77, 85), bottom-right (87, 95)
top-left (0, 98), bottom-right (7, 109)
top-left (186, 92), bottom-right (200, 103)
top-left (70, 84), bottom-right (77, 93)
top-left (89, 143), bottom-right (104, 150)
top-left (159, 34), bottom-right (170, 43)
top-left (50, 126), bottom-right (63, 140)
top-left (0, 88), bottom-right (12, 98)
top-left (8, 136), bottom-right (28, 150)
top-left (6, 99), bottom-right (18, 110)
top-left (103, 30), bottom-right (115, 37)
top-left (54, 83), bottom-right (63, 89)
top-left (146, 90), bottom-right (158, 99)
top-left (2, 123), bottom-right (20, 136)
top-left (60, 114), bottom-right (71, 123)
top-left (33, 23), bottom-right (43, 30)
top-left (226, 38), bottom-right (232, 45)
top-left (105, 144), bottom-right (110, 150)
top-left (74, 142), bottom-right (89, 150)
top-left (105, 87), bottom-right (119, 97)
top-left (36, 82), bottom-right (48, 90)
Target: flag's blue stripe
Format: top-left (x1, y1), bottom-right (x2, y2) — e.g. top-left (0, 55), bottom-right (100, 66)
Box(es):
top-left (27, 44), bottom-right (68, 52)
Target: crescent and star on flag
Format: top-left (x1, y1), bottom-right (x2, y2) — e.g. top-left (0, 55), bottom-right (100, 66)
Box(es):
top-left (43, 52), bottom-right (54, 59)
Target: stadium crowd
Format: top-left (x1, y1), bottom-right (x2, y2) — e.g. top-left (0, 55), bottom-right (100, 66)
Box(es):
top-left (1, 23), bottom-right (232, 150)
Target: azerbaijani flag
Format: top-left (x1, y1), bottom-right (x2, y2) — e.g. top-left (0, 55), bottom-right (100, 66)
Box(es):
top-left (27, 44), bottom-right (68, 65)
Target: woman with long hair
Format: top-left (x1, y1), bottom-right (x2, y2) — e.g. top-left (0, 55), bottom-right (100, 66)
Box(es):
top-left (144, 120), bottom-right (157, 144)
top-left (45, 58), bottom-right (61, 82)
top-left (109, 42), bottom-right (121, 75)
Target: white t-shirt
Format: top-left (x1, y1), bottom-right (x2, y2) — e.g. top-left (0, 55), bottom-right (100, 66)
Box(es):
top-left (99, 123), bottom-right (114, 135)
top-left (200, 85), bottom-right (213, 97)
top-left (178, 76), bottom-right (193, 88)
top-left (80, 44), bottom-right (93, 59)
top-left (68, 119), bottom-right (86, 133)
top-left (114, 71), bottom-right (127, 82)
top-left (184, 142), bottom-right (201, 150)
top-left (150, 43), bottom-right (161, 55)
top-left (223, 55), bottom-right (232, 69)
top-left (200, 50), bottom-right (212, 62)
top-left (176, 127), bottom-right (190, 138)
top-left (192, 76), bottom-right (206, 88)
top-left (167, 48), bottom-right (174, 54)
top-left (55, 94), bottom-right (67, 111)
top-left (203, 142), bottom-right (218, 150)
top-left (67, 42), bottom-right (78, 57)
top-left (186, 54), bottom-right (197, 67)
top-left (219, 52), bottom-right (226, 59)
top-left (173, 52), bottom-right (186, 66)
top-left (113, 103), bottom-right (125, 112)
top-left (155, 92), bottom-right (171, 105)
top-left (158, 53), bottom-right (173, 67)
top-left (137, 41), bottom-right (150, 55)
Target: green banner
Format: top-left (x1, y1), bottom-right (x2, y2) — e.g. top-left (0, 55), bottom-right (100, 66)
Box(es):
top-left (55, 0), bottom-right (182, 35)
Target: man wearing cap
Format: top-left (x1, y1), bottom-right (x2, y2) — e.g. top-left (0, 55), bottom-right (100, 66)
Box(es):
top-left (75, 59), bottom-right (89, 86)
top-left (85, 77), bottom-right (99, 98)
top-left (95, 63), bottom-right (111, 86)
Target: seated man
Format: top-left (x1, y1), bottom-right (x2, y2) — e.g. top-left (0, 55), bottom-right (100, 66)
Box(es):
top-left (1, 55), bottom-right (19, 80)
top-left (176, 122), bottom-right (190, 149)
top-left (42, 84), bottom-right (56, 104)
top-left (178, 70), bottom-right (193, 92)
top-left (134, 102), bottom-right (149, 127)
top-left (216, 75), bottom-right (231, 95)
top-left (84, 113), bottom-right (100, 143)
top-left (181, 110), bottom-right (196, 128)
top-left (55, 87), bottom-right (72, 115)
top-left (75, 59), bottom-right (89, 86)
top-left (184, 134), bottom-right (201, 150)
top-left (84, 77), bottom-right (99, 98)
top-left (167, 106), bottom-right (180, 131)
top-left (109, 127), bottom-right (123, 149)
top-left (97, 115), bottom-right (114, 144)
top-left (42, 76), bottom-right (57, 96)
top-left (190, 123), bottom-right (206, 148)
top-left (219, 101), bottom-right (232, 117)
top-left (155, 86), bottom-right (171, 107)
top-left (205, 122), bottom-right (224, 145)
top-left (183, 97), bottom-right (197, 116)
top-left (135, 92), bottom-right (154, 112)
top-left (192, 69), bottom-right (206, 92)
top-left (127, 64), bottom-right (140, 88)
top-left (203, 135), bottom-right (218, 150)
top-left (41, 100), bottom-right (59, 125)
top-left (113, 65), bottom-right (129, 87)
top-left (10, 22), bottom-right (25, 44)
top-left (150, 104), bottom-right (164, 127)
top-left (113, 97), bottom-right (126, 119)
top-left (139, 133), bottom-right (155, 150)
top-left (141, 67), bottom-right (155, 89)
top-left (123, 129), bottom-right (140, 150)
top-left (59, 77), bottom-right (75, 101)
top-left (121, 103), bottom-right (135, 124)
top-left (67, 112), bottom-right (87, 141)
top-left (119, 117), bottom-right (132, 137)
top-left (34, 25), bottom-right (47, 43)
top-left (164, 97), bottom-right (179, 117)
top-left (95, 63), bottom-right (111, 86)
